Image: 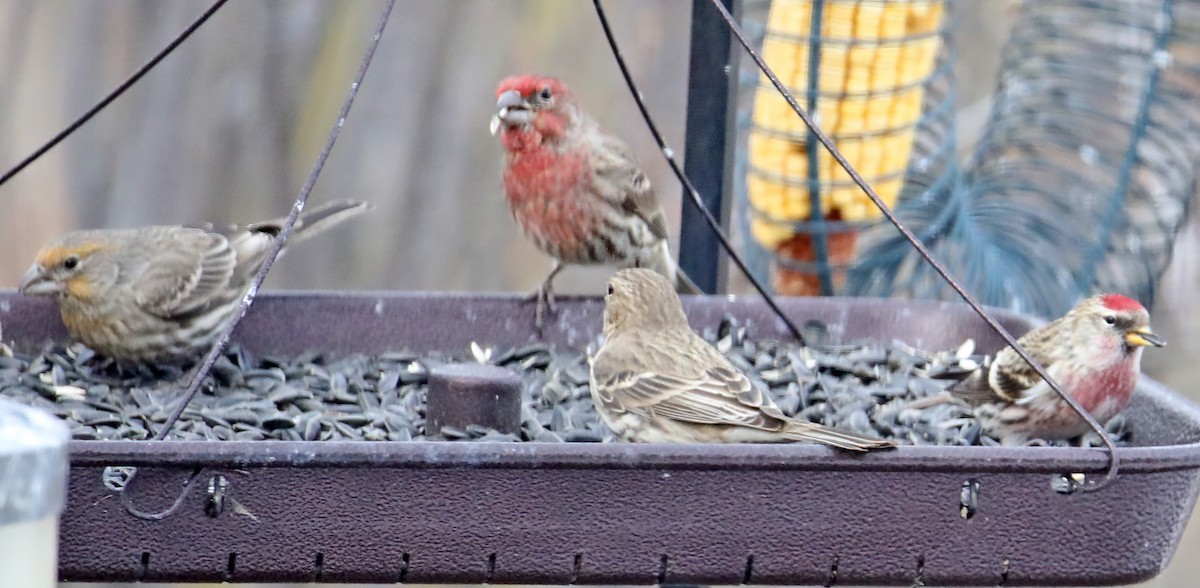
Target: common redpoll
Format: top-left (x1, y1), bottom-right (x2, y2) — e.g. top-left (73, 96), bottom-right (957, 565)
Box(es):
top-left (948, 293), bottom-right (1164, 445)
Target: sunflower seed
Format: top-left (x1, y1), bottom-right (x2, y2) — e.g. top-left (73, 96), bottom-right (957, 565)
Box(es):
top-left (0, 323), bottom-right (1132, 449)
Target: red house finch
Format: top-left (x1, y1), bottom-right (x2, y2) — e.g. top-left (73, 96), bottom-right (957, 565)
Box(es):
top-left (19, 200), bottom-right (368, 363)
top-left (589, 268), bottom-right (895, 451)
top-left (946, 293), bottom-right (1164, 445)
top-left (491, 74), bottom-right (699, 330)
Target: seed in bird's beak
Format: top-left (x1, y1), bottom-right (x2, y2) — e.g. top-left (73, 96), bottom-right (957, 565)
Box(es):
top-left (492, 90), bottom-right (534, 131)
top-left (18, 264), bottom-right (57, 297)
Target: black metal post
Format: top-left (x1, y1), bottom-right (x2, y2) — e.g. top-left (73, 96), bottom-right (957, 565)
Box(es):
top-left (680, 0), bottom-right (740, 294)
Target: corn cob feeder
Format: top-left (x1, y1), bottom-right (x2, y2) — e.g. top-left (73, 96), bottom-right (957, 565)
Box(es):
top-left (746, 0), bottom-right (947, 295)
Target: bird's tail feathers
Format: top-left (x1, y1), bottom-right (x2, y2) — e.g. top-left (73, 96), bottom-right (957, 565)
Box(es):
top-left (641, 242), bottom-right (702, 295)
top-left (781, 422), bottom-right (896, 452)
top-left (901, 390), bottom-right (963, 411)
top-left (251, 199), bottom-right (371, 243)
top-left (674, 267), bottom-right (702, 295)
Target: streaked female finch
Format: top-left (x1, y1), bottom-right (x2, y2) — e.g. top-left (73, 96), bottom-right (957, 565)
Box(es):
top-left (948, 293), bottom-right (1164, 445)
top-left (491, 74), bottom-right (698, 330)
top-left (19, 200), bottom-right (368, 363)
top-left (589, 268), bottom-right (895, 451)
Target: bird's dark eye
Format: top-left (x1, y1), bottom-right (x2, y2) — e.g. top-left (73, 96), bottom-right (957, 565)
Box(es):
top-left (63, 255), bottom-right (79, 270)
top-left (607, 284), bottom-right (614, 295)
top-left (539, 87), bottom-right (553, 101)
top-left (1103, 315), bottom-right (1116, 325)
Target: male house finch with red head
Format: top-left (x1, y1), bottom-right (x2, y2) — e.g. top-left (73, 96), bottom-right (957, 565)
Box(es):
top-left (946, 293), bottom-right (1164, 445)
top-left (19, 200), bottom-right (368, 363)
top-left (491, 74), bottom-right (699, 330)
top-left (589, 268), bottom-right (895, 451)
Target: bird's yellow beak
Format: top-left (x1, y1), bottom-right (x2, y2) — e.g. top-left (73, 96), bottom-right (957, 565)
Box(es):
top-left (1125, 328), bottom-right (1166, 348)
top-left (18, 264), bottom-right (57, 296)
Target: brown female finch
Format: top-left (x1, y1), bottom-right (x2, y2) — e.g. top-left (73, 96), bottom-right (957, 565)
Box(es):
top-left (18, 200), bottom-right (368, 363)
top-left (490, 74), bottom-right (699, 330)
top-left (943, 293), bottom-right (1164, 445)
top-left (589, 268), bottom-right (895, 451)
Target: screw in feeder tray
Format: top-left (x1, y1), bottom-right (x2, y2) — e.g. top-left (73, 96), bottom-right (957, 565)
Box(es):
top-left (1052, 472), bottom-right (1089, 495)
top-left (426, 364), bottom-right (522, 437)
top-left (960, 479), bottom-right (980, 519)
top-left (206, 475), bottom-right (229, 518)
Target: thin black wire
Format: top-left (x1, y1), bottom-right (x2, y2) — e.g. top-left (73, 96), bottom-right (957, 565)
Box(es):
top-left (120, 467), bottom-right (203, 521)
top-left (152, 0), bottom-right (396, 443)
top-left (706, 0), bottom-right (1117, 490)
top-left (592, 0), bottom-right (806, 345)
top-left (0, 0), bottom-right (230, 189)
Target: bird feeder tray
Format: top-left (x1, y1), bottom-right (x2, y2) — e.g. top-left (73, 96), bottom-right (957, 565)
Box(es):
top-left (2, 291), bottom-right (1198, 586)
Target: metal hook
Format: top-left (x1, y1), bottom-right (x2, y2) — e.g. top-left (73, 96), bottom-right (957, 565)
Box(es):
top-left (118, 466), bottom-right (204, 521)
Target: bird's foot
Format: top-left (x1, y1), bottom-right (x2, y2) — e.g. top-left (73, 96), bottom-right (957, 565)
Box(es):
top-left (529, 282), bottom-right (558, 335)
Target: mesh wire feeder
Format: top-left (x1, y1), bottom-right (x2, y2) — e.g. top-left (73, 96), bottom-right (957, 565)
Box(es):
top-left (739, 0), bottom-right (1199, 316)
top-left (738, 0), bottom-right (955, 296)
top-left (844, 0), bottom-right (1199, 317)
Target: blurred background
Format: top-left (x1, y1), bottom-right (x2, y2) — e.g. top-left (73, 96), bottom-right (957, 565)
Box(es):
top-left (0, 0), bottom-right (694, 297)
top-left (0, 0), bottom-right (1195, 586)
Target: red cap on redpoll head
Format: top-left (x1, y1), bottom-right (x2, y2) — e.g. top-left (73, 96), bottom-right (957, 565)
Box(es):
top-left (1099, 293), bottom-right (1144, 313)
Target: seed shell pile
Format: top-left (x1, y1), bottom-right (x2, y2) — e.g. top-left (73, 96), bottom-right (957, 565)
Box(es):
top-left (0, 316), bottom-right (1128, 447)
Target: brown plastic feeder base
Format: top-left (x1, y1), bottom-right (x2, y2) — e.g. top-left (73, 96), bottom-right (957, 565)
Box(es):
top-left (2, 290), bottom-right (1199, 586)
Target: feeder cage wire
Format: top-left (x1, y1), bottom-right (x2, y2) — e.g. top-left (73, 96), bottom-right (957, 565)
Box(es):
top-left (842, 0), bottom-right (1199, 318)
top-left (736, 0), bottom-right (1198, 318)
top-left (736, 0), bottom-right (957, 297)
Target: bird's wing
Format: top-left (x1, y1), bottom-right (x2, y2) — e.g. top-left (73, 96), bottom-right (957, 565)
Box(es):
top-left (947, 369), bottom-right (1005, 405)
top-left (136, 201), bottom-right (363, 319)
top-left (592, 340), bottom-right (784, 430)
top-left (132, 228), bottom-right (239, 319)
top-left (988, 349), bottom-right (1049, 402)
top-left (589, 132), bottom-right (669, 241)
top-left (652, 367), bottom-right (789, 430)
top-left (949, 346), bottom-right (1050, 405)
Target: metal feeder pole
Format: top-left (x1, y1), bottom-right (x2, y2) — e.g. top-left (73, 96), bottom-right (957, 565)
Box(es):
top-left (681, 0), bottom-right (742, 294)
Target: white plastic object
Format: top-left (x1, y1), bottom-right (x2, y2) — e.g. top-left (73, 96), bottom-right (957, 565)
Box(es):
top-left (0, 397), bottom-right (70, 588)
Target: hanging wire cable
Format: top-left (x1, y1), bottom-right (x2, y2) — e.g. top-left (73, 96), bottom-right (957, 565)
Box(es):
top-left (702, 0), bottom-right (1118, 491)
top-left (152, 0), bottom-right (396, 442)
top-left (117, 0), bottom-right (397, 518)
top-left (0, 0), bottom-right (231, 189)
top-left (592, 0), bottom-right (806, 345)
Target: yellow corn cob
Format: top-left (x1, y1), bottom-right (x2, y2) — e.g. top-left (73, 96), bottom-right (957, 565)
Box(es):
top-left (748, 0), bottom-right (945, 252)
